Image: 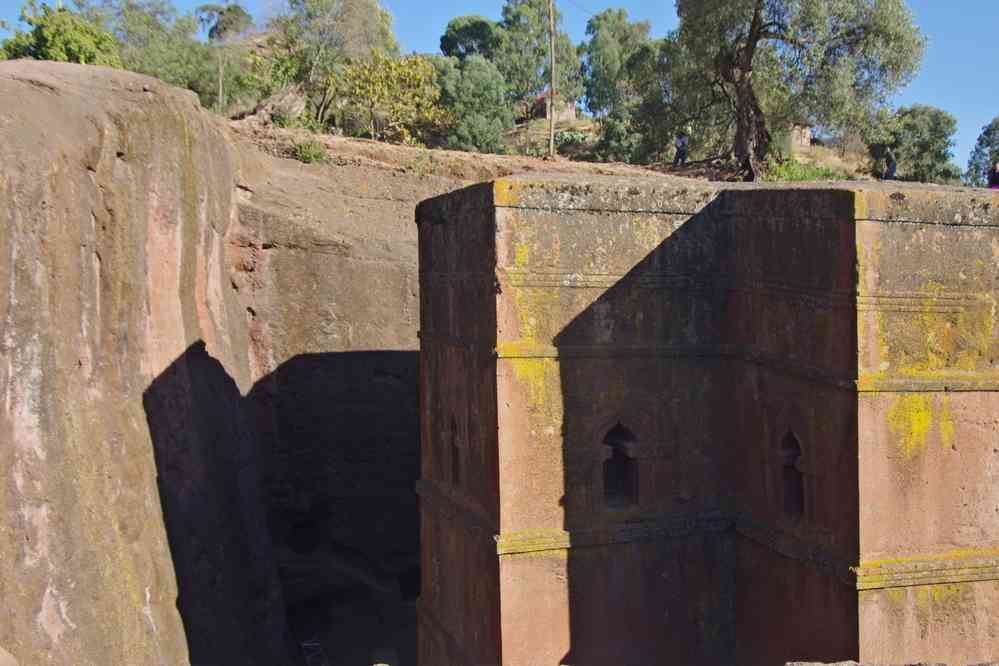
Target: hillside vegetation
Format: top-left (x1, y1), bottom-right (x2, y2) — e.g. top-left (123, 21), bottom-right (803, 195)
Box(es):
top-left (3, 0), bottom-right (994, 184)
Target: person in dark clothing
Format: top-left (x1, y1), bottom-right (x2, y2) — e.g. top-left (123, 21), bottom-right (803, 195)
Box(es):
top-left (883, 147), bottom-right (897, 180)
top-left (989, 161), bottom-right (999, 189)
top-left (672, 132), bottom-right (689, 167)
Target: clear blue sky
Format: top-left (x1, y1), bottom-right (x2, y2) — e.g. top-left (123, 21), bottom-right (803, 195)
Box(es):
top-left (2, 0), bottom-right (996, 169)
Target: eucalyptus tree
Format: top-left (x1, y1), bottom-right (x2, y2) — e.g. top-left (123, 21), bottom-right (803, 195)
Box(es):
top-left (579, 9), bottom-right (650, 118)
top-left (196, 1), bottom-right (251, 112)
top-left (439, 15), bottom-right (504, 61)
top-left (495, 0), bottom-right (582, 115)
top-left (434, 54), bottom-right (514, 153)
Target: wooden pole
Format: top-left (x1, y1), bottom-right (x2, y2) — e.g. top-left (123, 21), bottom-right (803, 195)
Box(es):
top-left (548, 0), bottom-right (556, 158)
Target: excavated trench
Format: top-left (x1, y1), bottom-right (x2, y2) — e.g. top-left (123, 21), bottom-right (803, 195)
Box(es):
top-left (252, 351), bottom-right (422, 666)
top-left (2, 60), bottom-right (658, 666)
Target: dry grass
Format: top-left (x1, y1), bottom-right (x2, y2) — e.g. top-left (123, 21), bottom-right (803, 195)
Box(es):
top-left (790, 143), bottom-right (873, 180)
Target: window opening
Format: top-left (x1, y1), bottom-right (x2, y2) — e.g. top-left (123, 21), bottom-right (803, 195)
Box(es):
top-left (603, 423), bottom-right (638, 508)
top-left (781, 431), bottom-right (804, 519)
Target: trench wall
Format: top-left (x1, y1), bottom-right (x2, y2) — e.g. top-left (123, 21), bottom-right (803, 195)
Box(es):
top-left (0, 60), bottom-right (461, 666)
top-left (0, 61), bottom-right (290, 665)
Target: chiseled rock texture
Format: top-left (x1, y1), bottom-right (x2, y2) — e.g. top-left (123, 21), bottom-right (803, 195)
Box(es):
top-left (0, 61), bottom-right (289, 665)
top-left (0, 59), bottom-right (469, 665)
top-left (233, 144), bottom-right (459, 606)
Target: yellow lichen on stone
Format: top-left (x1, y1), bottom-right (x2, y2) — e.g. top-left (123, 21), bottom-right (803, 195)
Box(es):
top-left (889, 281), bottom-right (996, 378)
top-left (853, 190), bottom-right (870, 222)
top-left (514, 242), bottom-right (530, 269)
top-left (887, 394), bottom-right (933, 459)
top-left (914, 583), bottom-right (968, 634)
top-left (500, 209), bottom-right (565, 417)
top-left (916, 583), bottom-right (964, 609)
top-left (494, 178), bottom-right (522, 208)
top-left (509, 357), bottom-right (556, 414)
top-left (885, 393), bottom-right (956, 459)
top-left (860, 545), bottom-right (999, 569)
top-left (887, 588), bottom-right (907, 605)
top-left (855, 226), bottom-right (889, 390)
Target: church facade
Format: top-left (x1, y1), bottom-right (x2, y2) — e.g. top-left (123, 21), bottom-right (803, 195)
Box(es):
top-left (416, 175), bottom-right (999, 665)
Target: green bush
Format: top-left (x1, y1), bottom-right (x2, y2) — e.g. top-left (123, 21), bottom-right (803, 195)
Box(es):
top-left (2, 2), bottom-right (122, 66)
top-left (555, 130), bottom-right (589, 147)
top-left (764, 157), bottom-right (839, 182)
top-left (291, 139), bottom-right (326, 164)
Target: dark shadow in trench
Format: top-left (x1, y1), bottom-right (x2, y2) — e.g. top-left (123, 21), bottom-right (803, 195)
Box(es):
top-left (551, 196), bottom-right (738, 666)
top-left (143, 343), bottom-right (420, 666)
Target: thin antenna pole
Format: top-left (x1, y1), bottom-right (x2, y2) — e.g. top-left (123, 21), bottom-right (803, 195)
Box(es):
top-left (548, 0), bottom-right (556, 158)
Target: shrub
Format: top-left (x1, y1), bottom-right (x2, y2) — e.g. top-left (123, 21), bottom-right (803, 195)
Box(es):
top-left (764, 158), bottom-right (839, 182)
top-left (331, 53), bottom-right (450, 146)
top-left (291, 139), bottom-right (326, 164)
top-left (555, 130), bottom-right (589, 147)
top-left (434, 54), bottom-right (513, 153)
top-left (2, 2), bottom-right (122, 66)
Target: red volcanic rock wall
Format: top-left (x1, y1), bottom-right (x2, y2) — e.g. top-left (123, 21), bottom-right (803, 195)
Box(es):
top-left (0, 60), bottom-right (467, 666)
top-left (854, 192), bottom-right (999, 664)
top-left (0, 61), bottom-right (291, 664)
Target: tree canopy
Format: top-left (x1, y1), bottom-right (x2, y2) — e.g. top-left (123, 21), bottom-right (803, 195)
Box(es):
top-left (967, 117), bottom-right (999, 187)
top-left (435, 54), bottom-right (513, 153)
top-left (579, 9), bottom-right (650, 118)
top-left (2, 1), bottom-right (122, 66)
top-left (0, 0), bottom-right (949, 168)
top-left (866, 104), bottom-right (960, 184)
top-left (494, 0), bottom-right (582, 111)
top-left (673, 0), bottom-right (925, 178)
top-left (196, 1), bottom-right (251, 42)
top-left (195, 1), bottom-right (252, 111)
top-left (439, 15), bottom-right (503, 61)
top-left (611, 34), bottom-right (737, 163)
top-left (88, 0), bottom-right (238, 110)
top-left (331, 53), bottom-right (448, 145)
top-left (267, 0), bottom-right (398, 122)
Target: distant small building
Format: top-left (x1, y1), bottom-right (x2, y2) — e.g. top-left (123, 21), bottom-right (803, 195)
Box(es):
top-left (791, 124), bottom-right (813, 148)
top-left (529, 91), bottom-right (577, 123)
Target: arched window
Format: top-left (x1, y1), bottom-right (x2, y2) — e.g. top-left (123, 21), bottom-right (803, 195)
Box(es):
top-left (450, 416), bottom-right (461, 487)
top-left (780, 431), bottom-right (804, 519)
top-left (603, 423), bottom-right (638, 508)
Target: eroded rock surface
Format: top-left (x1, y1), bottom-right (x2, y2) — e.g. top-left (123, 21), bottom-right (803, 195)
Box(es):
top-left (0, 60), bottom-right (472, 666)
top-left (231, 128), bottom-right (465, 664)
top-left (1, 60), bottom-right (686, 666)
top-left (0, 61), bottom-right (289, 665)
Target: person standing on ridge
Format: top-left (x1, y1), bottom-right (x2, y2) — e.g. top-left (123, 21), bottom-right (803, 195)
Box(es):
top-left (989, 160), bottom-right (999, 189)
top-left (673, 131), bottom-right (689, 167)
top-left (883, 146), bottom-right (898, 180)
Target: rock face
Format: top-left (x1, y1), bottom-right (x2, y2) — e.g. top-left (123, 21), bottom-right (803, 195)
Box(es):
top-left (0, 60), bottom-right (470, 665)
top-left (0, 60), bottom-right (704, 666)
top-left (0, 61), bottom-right (288, 665)
top-left (230, 131), bottom-right (465, 662)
